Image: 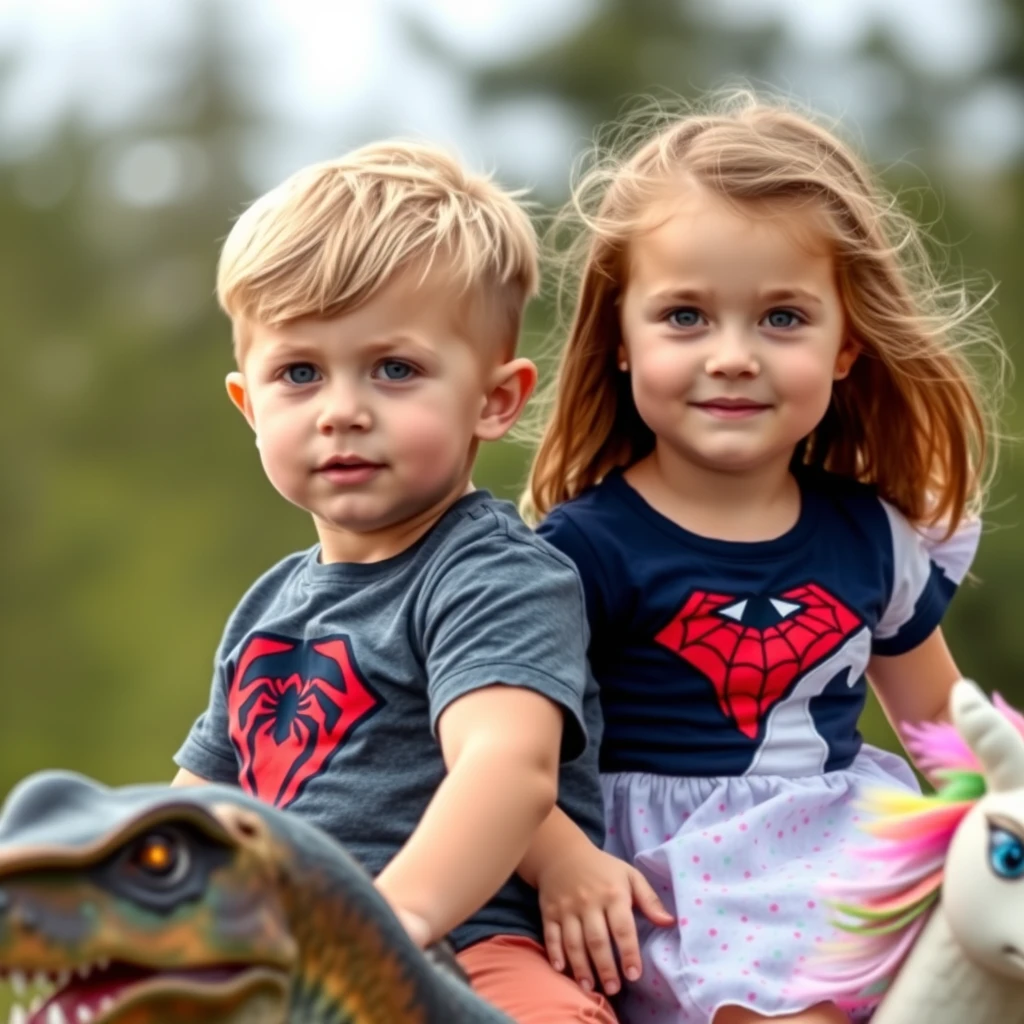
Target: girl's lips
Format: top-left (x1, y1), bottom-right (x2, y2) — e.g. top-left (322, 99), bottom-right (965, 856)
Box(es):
top-left (692, 400), bottom-right (771, 419)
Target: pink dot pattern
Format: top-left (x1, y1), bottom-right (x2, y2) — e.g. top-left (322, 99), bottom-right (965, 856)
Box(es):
top-left (598, 748), bottom-right (918, 1023)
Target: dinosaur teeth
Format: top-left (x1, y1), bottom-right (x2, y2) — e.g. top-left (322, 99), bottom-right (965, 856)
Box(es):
top-left (8, 1005), bottom-right (27, 1024)
top-left (45, 1005), bottom-right (65, 1024)
top-left (9, 970), bottom-right (26, 996)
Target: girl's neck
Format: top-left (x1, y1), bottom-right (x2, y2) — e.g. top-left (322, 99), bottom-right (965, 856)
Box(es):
top-left (624, 445), bottom-right (801, 543)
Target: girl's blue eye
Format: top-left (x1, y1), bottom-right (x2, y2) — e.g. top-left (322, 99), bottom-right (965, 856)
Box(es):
top-left (989, 826), bottom-right (1024, 880)
top-left (283, 363), bottom-right (320, 385)
top-left (375, 360), bottom-right (415, 382)
top-left (764, 309), bottom-right (803, 329)
top-left (668, 308), bottom-right (703, 329)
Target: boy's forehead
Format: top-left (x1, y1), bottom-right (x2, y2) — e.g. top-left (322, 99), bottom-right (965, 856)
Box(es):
top-left (241, 261), bottom-right (512, 364)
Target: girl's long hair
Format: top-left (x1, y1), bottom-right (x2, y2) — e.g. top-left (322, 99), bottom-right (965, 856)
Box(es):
top-left (522, 90), bottom-right (1006, 532)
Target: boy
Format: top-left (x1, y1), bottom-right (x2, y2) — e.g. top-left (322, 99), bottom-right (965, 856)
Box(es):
top-left (171, 142), bottom-right (618, 1023)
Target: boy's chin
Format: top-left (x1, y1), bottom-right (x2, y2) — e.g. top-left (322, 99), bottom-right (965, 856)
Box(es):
top-left (309, 494), bottom-right (451, 538)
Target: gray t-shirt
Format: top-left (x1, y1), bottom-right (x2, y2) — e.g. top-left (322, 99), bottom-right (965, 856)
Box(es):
top-left (174, 490), bottom-right (604, 950)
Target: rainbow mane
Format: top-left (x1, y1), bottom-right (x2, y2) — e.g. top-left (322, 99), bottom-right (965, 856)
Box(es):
top-left (798, 694), bottom-right (1024, 1012)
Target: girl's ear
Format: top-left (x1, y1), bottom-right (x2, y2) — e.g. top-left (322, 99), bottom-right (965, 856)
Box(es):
top-left (833, 339), bottom-right (859, 380)
top-left (226, 372), bottom-right (256, 429)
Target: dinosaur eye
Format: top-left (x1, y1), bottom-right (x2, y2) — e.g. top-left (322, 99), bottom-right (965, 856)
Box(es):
top-left (127, 830), bottom-right (190, 887)
top-left (989, 826), bottom-right (1024, 880)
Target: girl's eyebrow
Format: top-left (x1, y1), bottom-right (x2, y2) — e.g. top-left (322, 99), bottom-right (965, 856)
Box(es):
top-left (649, 287), bottom-right (712, 303)
top-left (647, 286), bottom-right (825, 308)
top-left (760, 287), bottom-right (824, 308)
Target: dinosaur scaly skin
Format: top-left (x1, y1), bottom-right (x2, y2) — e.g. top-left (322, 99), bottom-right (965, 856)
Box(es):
top-left (0, 771), bottom-right (514, 1024)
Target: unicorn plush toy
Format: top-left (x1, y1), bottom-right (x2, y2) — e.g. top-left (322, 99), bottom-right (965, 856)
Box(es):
top-left (801, 679), bottom-right (1024, 1022)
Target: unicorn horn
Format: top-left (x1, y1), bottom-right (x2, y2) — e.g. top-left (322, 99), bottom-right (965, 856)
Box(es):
top-left (951, 679), bottom-right (1024, 792)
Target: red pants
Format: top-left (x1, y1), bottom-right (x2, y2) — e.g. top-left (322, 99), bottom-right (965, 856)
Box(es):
top-left (458, 934), bottom-right (619, 1023)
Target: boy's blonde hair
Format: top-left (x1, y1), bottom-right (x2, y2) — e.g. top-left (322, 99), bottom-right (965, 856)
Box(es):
top-left (218, 140), bottom-right (539, 354)
top-left (523, 90), bottom-right (1007, 532)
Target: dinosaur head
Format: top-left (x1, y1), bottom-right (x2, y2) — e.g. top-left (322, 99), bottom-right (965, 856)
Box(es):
top-left (0, 771), bottom-right (297, 1024)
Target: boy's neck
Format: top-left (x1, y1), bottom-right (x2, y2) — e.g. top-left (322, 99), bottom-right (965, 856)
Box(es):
top-left (314, 479), bottom-right (477, 565)
top-left (625, 446), bottom-right (800, 543)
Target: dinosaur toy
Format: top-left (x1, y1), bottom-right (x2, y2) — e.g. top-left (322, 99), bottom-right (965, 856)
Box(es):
top-left (799, 679), bottom-right (1024, 1022)
top-left (0, 772), bottom-right (514, 1024)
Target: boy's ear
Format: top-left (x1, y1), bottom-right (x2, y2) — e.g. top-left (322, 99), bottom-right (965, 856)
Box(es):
top-left (475, 357), bottom-right (538, 442)
top-left (225, 371), bottom-right (256, 429)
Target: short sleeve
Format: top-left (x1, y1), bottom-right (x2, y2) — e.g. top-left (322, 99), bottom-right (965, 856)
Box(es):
top-left (536, 506), bottom-right (614, 648)
top-left (173, 642), bottom-right (242, 784)
top-left (422, 525), bottom-right (591, 761)
top-left (553, 670), bottom-right (607, 847)
top-left (872, 500), bottom-right (981, 656)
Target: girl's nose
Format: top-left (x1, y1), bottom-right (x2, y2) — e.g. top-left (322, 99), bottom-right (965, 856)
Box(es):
top-left (704, 328), bottom-right (759, 378)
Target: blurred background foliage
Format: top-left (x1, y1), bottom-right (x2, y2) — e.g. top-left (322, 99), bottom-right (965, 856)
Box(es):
top-left (0, 0), bottom-right (1021, 793)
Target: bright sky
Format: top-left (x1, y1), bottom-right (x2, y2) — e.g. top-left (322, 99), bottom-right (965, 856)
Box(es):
top-left (0, 0), bottom-right (1016, 190)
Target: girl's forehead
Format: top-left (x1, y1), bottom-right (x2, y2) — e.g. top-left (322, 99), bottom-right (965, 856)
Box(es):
top-left (624, 184), bottom-right (836, 277)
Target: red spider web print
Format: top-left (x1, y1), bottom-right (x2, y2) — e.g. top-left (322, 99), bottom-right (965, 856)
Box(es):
top-left (654, 583), bottom-right (862, 740)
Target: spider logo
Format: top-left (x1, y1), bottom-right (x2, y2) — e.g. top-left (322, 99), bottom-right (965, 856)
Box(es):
top-left (654, 583), bottom-right (862, 740)
top-left (227, 633), bottom-right (383, 808)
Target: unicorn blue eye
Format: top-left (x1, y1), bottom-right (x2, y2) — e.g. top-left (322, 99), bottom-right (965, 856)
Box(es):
top-left (989, 826), bottom-right (1024, 880)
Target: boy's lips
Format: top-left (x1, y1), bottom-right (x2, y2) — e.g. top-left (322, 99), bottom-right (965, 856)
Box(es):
top-left (316, 456), bottom-right (385, 484)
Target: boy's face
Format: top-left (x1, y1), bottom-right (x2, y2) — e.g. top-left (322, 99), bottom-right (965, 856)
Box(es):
top-left (227, 266), bottom-right (535, 562)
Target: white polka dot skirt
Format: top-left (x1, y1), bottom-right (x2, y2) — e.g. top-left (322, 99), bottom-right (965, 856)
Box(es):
top-left (601, 746), bottom-right (918, 1023)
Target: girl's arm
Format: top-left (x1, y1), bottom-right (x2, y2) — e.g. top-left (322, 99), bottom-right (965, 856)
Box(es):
top-left (867, 626), bottom-right (961, 755)
top-left (518, 806), bottom-right (673, 995)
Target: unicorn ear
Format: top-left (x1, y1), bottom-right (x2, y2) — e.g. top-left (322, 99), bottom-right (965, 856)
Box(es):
top-left (952, 678), bottom-right (1024, 792)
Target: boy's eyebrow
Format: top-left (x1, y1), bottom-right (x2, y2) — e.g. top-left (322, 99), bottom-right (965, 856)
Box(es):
top-left (358, 333), bottom-right (440, 354)
top-left (257, 332), bottom-right (441, 360)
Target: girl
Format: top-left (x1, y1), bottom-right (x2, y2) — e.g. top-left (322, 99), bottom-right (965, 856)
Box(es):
top-left (520, 92), bottom-right (1006, 1024)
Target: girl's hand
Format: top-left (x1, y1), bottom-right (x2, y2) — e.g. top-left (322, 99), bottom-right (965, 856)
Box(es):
top-left (536, 844), bottom-right (674, 995)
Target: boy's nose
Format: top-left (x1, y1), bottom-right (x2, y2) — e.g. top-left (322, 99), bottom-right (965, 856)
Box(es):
top-left (316, 381), bottom-right (372, 433)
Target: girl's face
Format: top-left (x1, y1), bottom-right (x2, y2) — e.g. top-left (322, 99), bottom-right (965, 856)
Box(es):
top-left (617, 185), bottom-right (858, 479)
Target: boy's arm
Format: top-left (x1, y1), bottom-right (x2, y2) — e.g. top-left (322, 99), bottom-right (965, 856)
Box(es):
top-left (516, 804), bottom-right (595, 887)
top-left (170, 768), bottom-right (213, 787)
top-left (374, 683), bottom-right (562, 947)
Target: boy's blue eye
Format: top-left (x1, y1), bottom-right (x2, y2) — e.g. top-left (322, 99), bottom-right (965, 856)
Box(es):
top-left (668, 308), bottom-right (702, 329)
top-left (375, 360), bottom-right (416, 382)
top-left (989, 826), bottom-right (1024, 880)
top-left (283, 363), bottom-right (320, 385)
top-left (763, 309), bottom-right (803, 329)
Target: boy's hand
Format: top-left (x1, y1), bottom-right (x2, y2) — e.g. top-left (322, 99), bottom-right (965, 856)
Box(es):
top-left (536, 844), bottom-right (673, 996)
top-left (391, 905), bottom-right (433, 949)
